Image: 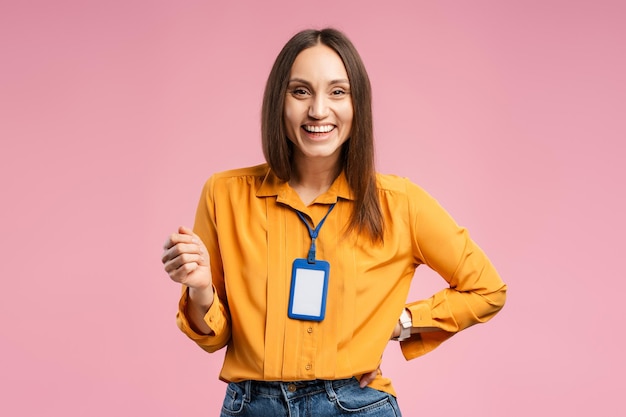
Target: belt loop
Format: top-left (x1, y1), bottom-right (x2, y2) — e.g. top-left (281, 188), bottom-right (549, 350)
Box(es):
top-left (243, 380), bottom-right (252, 402)
top-left (324, 380), bottom-right (337, 401)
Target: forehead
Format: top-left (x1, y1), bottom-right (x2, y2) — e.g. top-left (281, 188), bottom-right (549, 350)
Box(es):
top-left (289, 44), bottom-right (348, 81)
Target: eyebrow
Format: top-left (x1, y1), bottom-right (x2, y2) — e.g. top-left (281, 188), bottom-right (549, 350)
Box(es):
top-left (288, 77), bottom-right (350, 86)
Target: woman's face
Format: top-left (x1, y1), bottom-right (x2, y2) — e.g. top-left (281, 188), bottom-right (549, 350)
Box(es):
top-left (284, 44), bottom-right (354, 164)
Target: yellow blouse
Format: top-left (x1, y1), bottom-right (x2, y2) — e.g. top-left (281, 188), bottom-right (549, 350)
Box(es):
top-left (176, 164), bottom-right (506, 396)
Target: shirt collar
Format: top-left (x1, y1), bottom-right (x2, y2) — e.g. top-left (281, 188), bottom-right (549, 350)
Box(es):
top-left (256, 166), bottom-right (354, 206)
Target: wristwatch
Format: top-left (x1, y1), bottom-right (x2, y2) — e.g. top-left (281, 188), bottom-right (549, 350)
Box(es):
top-left (393, 309), bottom-right (412, 342)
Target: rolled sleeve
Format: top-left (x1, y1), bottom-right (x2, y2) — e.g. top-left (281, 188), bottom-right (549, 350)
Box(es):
top-left (176, 286), bottom-right (231, 353)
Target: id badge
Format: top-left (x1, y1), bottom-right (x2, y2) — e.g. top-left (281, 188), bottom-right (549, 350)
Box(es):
top-left (288, 258), bottom-right (330, 321)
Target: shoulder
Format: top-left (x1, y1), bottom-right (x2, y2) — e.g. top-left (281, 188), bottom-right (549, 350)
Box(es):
top-left (205, 163), bottom-right (268, 187)
top-left (199, 163), bottom-right (269, 200)
top-left (375, 172), bottom-right (446, 221)
top-left (375, 172), bottom-right (431, 200)
top-left (209, 163), bottom-right (269, 182)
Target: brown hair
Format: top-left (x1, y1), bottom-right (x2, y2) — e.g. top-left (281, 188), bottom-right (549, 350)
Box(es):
top-left (261, 28), bottom-right (383, 242)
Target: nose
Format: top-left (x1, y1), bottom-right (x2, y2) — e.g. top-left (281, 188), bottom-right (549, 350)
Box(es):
top-left (308, 95), bottom-right (329, 120)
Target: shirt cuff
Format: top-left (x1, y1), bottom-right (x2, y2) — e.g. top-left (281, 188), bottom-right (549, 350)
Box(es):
top-left (400, 302), bottom-right (454, 360)
top-left (407, 302), bottom-right (433, 327)
top-left (176, 286), bottom-right (230, 352)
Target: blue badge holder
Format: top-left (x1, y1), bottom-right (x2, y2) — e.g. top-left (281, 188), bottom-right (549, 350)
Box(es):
top-left (288, 258), bottom-right (330, 321)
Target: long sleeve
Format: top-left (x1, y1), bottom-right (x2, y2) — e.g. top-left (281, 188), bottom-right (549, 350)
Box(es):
top-left (400, 180), bottom-right (507, 360)
top-left (176, 176), bottom-right (232, 352)
top-left (171, 166), bottom-right (505, 391)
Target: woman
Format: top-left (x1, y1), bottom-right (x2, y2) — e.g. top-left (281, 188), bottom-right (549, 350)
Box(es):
top-left (162, 28), bottom-right (506, 416)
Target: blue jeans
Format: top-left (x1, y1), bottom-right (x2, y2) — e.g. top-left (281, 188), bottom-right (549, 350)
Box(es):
top-left (220, 377), bottom-right (402, 416)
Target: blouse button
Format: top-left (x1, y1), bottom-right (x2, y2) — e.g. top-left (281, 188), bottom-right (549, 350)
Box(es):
top-left (307, 327), bottom-right (313, 334)
top-left (305, 364), bottom-right (312, 370)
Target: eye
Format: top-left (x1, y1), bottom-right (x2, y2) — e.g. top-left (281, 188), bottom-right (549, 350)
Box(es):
top-left (331, 88), bottom-right (349, 97)
top-left (290, 88), bottom-right (310, 97)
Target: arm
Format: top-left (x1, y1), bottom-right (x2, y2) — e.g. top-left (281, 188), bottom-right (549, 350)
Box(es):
top-left (162, 226), bottom-right (214, 335)
top-left (165, 178), bottom-right (232, 352)
top-left (390, 309), bottom-right (439, 340)
top-left (398, 180), bottom-right (507, 359)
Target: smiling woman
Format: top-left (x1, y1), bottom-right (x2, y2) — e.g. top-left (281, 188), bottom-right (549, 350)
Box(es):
top-left (262, 29), bottom-right (381, 238)
top-left (161, 28), bottom-right (507, 417)
top-left (283, 44), bottom-right (354, 204)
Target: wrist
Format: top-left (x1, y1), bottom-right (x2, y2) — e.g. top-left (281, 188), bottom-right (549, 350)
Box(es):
top-left (185, 286), bottom-right (215, 336)
top-left (188, 285), bottom-right (215, 309)
top-left (392, 309), bottom-right (412, 341)
top-left (391, 322), bottom-right (402, 339)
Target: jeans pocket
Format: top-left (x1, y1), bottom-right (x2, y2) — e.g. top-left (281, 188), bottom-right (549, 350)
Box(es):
top-left (220, 382), bottom-right (247, 416)
top-left (331, 380), bottom-right (396, 415)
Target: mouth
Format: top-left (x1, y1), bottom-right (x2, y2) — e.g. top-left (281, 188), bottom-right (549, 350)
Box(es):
top-left (302, 124), bottom-right (335, 134)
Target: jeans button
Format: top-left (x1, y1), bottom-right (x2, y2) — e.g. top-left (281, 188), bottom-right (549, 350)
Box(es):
top-left (287, 383), bottom-right (297, 392)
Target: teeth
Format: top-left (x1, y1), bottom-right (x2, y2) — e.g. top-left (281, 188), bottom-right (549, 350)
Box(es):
top-left (304, 125), bottom-right (334, 133)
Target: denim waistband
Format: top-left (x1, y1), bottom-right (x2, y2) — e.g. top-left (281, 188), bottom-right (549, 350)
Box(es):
top-left (244, 378), bottom-right (356, 399)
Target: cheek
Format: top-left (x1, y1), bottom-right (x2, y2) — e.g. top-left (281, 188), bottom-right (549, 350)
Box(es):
top-left (283, 114), bottom-right (296, 142)
top-left (342, 97), bottom-right (354, 119)
top-left (283, 101), bottom-right (301, 128)
top-left (283, 106), bottom-right (300, 142)
top-left (341, 102), bottom-right (354, 127)
top-left (283, 107), bottom-right (294, 124)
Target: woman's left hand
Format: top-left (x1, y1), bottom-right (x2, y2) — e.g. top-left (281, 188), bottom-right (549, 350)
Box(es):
top-left (359, 368), bottom-right (379, 388)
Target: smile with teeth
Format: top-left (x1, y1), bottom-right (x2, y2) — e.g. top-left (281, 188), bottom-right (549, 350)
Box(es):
top-left (303, 125), bottom-right (335, 133)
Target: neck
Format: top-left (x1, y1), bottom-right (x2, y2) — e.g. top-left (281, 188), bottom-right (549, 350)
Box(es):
top-left (289, 155), bottom-right (342, 205)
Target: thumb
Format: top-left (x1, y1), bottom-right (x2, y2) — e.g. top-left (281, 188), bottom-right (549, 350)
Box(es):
top-left (178, 226), bottom-right (209, 266)
top-left (359, 368), bottom-right (379, 388)
top-left (178, 225), bottom-right (194, 236)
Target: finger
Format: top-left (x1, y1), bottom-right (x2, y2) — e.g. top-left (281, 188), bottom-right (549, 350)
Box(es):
top-left (162, 235), bottom-right (190, 251)
top-left (161, 240), bottom-right (203, 263)
top-left (163, 229), bottom-right (197, 250)
top-left (178, 225), bottom-right (195, 235)
top-left (163, 252), bottom-right (205, 273)
top-left (170, 242), bottom-right (204, 257)
top-left (169, 261), bottom-right (199, 283)
top-left (178, 226), bottom-right (207, 249)
top-left (178, 226), bottom-right (203, 245)
top-left (359, 369), bottom-right (379, 388)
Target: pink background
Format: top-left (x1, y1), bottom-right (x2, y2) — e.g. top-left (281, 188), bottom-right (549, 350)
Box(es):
top-left (1, 0), bottom-right (624, 415)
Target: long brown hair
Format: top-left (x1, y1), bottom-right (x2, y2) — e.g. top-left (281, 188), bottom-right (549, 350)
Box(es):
top-left (261, 28), bottom-right (383, 242)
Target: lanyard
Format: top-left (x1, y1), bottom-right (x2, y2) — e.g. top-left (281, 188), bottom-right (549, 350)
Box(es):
top-left (295, 203), bottom-right (336, 264)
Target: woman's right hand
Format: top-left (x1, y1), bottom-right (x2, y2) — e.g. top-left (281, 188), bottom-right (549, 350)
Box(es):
top-left (162, 226), bottom-right (212, 292)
